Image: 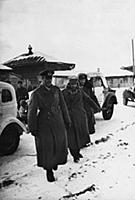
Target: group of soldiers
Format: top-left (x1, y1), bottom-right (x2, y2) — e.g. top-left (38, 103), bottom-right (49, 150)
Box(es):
top-left (17, 70), bottom-right (101, 182)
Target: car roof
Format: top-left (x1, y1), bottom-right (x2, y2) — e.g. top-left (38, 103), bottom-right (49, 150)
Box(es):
top-left (0, 81), bottom-right (14, 90)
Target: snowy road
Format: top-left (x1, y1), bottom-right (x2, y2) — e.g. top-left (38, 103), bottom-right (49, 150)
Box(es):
top-left (0, 88), bottom-right (135, 200)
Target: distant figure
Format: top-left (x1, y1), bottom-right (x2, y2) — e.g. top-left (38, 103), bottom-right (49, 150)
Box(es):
top-left (117, 84), bottom-right (119, 88)
top-left (130, 83), bottom-right (135, 93)
top-left (129, 83), bottom-right (135, 98)
top-left (18, 99), bottom-right (28, 124)
top-left (16, 81), bottom-right (29, 108)
top-left (28, 70), bottom-right (71, 182)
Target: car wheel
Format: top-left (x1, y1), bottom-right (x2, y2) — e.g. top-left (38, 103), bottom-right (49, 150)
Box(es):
top-left (123, 97), bottom-right (128, 105)
top-left (102, 104), bottom-right (114, 120)
top-left (0, 126), bottom-right (20, 156)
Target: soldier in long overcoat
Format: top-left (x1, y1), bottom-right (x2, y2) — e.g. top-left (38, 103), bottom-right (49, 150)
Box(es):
top-left (63, 77), bottom-right (97, 162)
top-left (78, 73), bottom-right (101, 135)
top-left (28, 70), bottom-right (71, 182)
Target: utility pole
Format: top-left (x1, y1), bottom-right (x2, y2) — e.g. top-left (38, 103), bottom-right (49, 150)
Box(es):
top-left (132, 38), bottom-right (135, 83)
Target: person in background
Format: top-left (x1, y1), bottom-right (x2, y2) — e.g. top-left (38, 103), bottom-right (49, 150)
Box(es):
top-left (16, 80), bottom-right (29, 108)
top-left (63, 76), bottom-right (97, 163)
top-left (18, 99), bottom-right (28, 124)
top-left (78, 73), bottom-right (101, 135)
top-left (28, 70), bottom-right (71, 182)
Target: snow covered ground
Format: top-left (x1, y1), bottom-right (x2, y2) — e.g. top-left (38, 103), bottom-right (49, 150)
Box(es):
top-left (0, 87), bottom-right (135, 200)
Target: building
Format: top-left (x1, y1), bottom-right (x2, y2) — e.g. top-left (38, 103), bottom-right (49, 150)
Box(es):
top-left (106, 74), bottom-right (133, 88)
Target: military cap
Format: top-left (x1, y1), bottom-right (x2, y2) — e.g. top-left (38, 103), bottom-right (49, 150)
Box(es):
top-left (78, 73), bottom-right (87, 80)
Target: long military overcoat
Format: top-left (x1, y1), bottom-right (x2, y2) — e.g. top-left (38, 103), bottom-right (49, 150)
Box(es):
top-left (62, 88), bottom-right (91, 151)
top-left (28, 84), bottom-right (71, 170)
top-left (82, 85), bottom-right (100, 134)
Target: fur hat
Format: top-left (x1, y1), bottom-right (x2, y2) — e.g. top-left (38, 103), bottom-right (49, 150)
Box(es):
top-left (78, 73), bottom-right (87, 80)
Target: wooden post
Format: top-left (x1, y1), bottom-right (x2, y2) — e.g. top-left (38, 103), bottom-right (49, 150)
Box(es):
top-left (132, 39), bottom-right (135, 83)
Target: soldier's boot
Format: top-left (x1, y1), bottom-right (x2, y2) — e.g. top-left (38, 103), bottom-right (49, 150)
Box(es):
top-left (46, 169), bottom-right (55, 182)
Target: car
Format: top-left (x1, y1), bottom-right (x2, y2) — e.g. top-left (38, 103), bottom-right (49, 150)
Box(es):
top-left (0, 81), bottom-right (27, 155)
top-left (123, 85), bottom-right (135, 105)
top-left (53, 71), bottom-right (118, 120)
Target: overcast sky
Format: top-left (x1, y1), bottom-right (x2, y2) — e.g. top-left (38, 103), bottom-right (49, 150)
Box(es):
top-left (0, 0), bottom-right (135, 75)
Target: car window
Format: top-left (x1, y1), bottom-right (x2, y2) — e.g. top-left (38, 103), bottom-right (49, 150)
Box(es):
top-left (2, 89), bottom-right (12, 103)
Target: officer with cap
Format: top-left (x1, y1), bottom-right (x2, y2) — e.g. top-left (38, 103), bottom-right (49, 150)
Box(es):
top-left (28, 69), bottom-right (71, 182)
top-left (39, 70), bottom-right (54, 89)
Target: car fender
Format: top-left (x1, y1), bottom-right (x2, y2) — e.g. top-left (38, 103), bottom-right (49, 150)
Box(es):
top-left (102, 92), bottom-right (117, 108)
top-left (0, 117), bottom-right (27, 135)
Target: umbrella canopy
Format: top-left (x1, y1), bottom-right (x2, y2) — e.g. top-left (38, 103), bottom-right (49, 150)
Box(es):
top-left (121, 66), bottom-right (133, 73)
top-left (0, 64), bottom-right (12, 71)
top-left (0, 64), bottom-right (12, 82)
top-left (3, 45), bottom-right (75, 79)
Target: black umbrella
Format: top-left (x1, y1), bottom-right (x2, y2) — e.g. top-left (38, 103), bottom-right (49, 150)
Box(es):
top-left (0, 64), bottom-right (12, 71)
top-left (3, 45), bottom-right (75, 79)
top-left (0, 64), bottom-right (12, 82)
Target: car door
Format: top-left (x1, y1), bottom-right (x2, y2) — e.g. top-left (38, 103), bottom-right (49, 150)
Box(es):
top-left (92, 76), bottom-right (105, 106)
